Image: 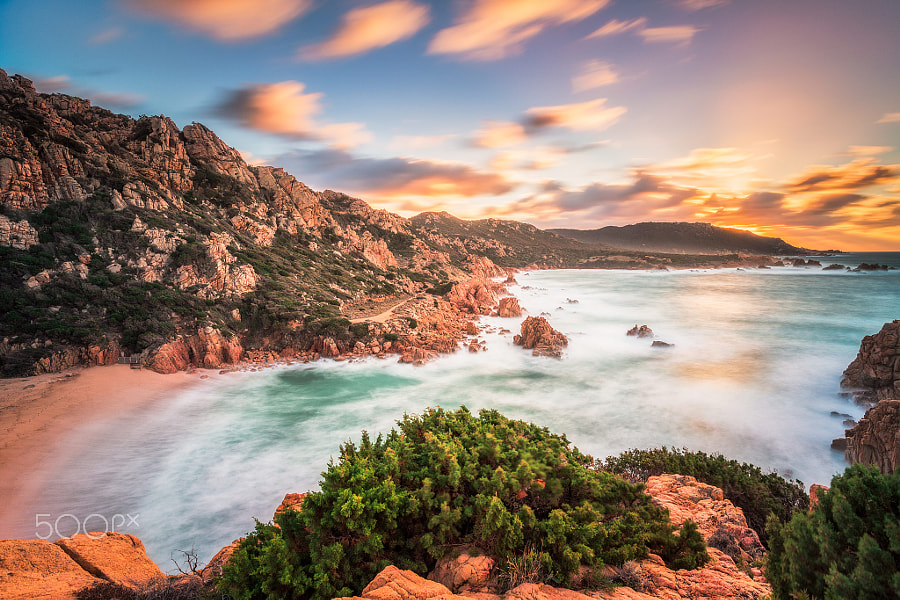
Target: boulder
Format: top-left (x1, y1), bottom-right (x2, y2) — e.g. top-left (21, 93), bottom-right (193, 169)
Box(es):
top-left (275, 492), bottom-right (307, 519)
top-left (54, 531), bottom-right (164, 588)
top-left (513, 316), bottom-right (568, 358)
top-left (497, 297), bottom-right (523, 318)
top-left (0, 539), bottom-right (101, 600)
top-left (841, 320), bottom-right (900, 403)
top-left (201, 539), bottom-right (242, 583)
top-left (446, 279), bottom-right (502, 315)
top-left (428, 547), bottom-right (497, 593)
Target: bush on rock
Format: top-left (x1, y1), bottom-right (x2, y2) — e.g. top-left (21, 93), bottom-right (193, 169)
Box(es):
top-left (221, 407), bottom-right (708, 600)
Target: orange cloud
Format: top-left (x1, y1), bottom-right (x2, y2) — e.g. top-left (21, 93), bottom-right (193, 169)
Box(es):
top-left (215, 81), bottom-right (371, 149)
top-left (844, 145), bottom-right (895, 157)
top-left (876, 112), bottom-right (900, 124)
top-left (585, 17), bottom-right (647, 39)
top-left (572, 60), bottom-right (619, 92)
top-left (299, 1), bottom-right (429, 61)
top-left (273, 148), bottom-right (517, 202)
top-left (639, 25), bottom-right (701, 44)
top-left (525, 98), bottom-right (626, 132)
top-left (125, 0), bottom-right (310, 41)
top-left (474, 121), bottom-right (528, 148)
top-left (786, 159), bottom-right (899, 193)
top-left (428, 0), bottom-right (610, 60)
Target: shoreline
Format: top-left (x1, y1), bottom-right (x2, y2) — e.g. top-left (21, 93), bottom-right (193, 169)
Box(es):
top-left (0, 365), bottom-right (205, 539)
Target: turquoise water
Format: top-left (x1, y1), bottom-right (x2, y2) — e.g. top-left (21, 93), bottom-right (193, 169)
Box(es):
top-left (17, 253), bottom-right (900, 569)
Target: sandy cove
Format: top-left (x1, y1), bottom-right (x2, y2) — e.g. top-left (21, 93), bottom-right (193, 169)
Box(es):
top-left (0, 365), bottom-right (207, 538)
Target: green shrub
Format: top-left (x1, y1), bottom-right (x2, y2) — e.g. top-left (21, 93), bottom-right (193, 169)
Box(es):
top-left (350, 322), bottom-right (369, 337)
top-left (220, 408), bottom-right (708, 600)
top-left (426, 282), bottom-right (454, 296)
top-left (383, 332), bottom-right (399, 342)
top-left (599, 447), bottom-right (808, 546)
top-left (406, 317), bottom-right (418, 329)
top-left (766, 464), bottom-right (900, 600)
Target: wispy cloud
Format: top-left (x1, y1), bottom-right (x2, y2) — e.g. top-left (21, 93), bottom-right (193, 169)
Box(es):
top-left (428, 0), bottom-right (610, 61)
top-left (572, 60), bottom-right (619, 92)
top-left (274, 148), bottom-right (517, 201)
top-left (786, 160), bottom-right (899, 193)
top-left (299, 1), bottom-right (429, 61)
top-left (876, 112), bottom-right (900, 124)
top-left (89, 27), bottom-right (124, 45)
top-left (524, 98), bottom-right (626, 132)
top-left (639, 25), bottom-right (702, 44)
top-left (473, 121), bottom-right (528, 148)
top-left (32, 74), bottom-right (144, 109)
top-left (387, 133), bottom-right (458, 151)
top-left (843, 145), bottom-right (895, 157)
top-left (676, 0), bottom-right (729, 11)
top-left (214, 81), bottom-right (371, 149)
top-left (124, 0), bottom-right (311, 41)
top-left (585, 17), bottom-right (647, 39)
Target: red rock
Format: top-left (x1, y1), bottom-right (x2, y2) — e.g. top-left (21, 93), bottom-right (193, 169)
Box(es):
top-left (845, 399), bottom-right (900, 474)
top-left (497, 297), bottom-right (523, 318)
top-left (54, 532), bottom-right (164, 588)
top-left (645, 474), bottom-right (764, 563)
top-left (841, 320), bottom-right (900, 403)
top-left (809, 484), bottom-right (828, 509)
top-left (0, 539), bottom-right (101, 600)
top-left (446, 279), bottom-right (502, 315)
top-left (275, 492), bottom-right (307, 520)
top-left (513, 316), bottom-right (568, 358)
top-left (428, 547), bottom-right (497, 592)
top-left (201, 539), bottom-right (242, 583)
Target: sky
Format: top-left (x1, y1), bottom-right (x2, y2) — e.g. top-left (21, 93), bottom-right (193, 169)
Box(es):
top-left (2, 0), bottom-right (899, 250)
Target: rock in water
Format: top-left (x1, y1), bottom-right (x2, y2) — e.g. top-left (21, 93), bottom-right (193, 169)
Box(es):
top-left (497, 296), bottom-right (523, 318)
top-left (845, 400), bottom-right (900, 474)
top-left (841, 320), bottom-right (900, 403)
top-left (627, 324), bottom-right (654, 338)
top-left (513, 316), bottom-right (568, 358)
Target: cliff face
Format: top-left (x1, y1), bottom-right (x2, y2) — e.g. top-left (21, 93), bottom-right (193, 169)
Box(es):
top-left (0, 69), bottom-right (527, 376)
top-left (841, 321), bottom-right (900, 474)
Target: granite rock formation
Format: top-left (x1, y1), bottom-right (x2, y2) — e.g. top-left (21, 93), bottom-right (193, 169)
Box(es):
top-left (841, 320), bottom-right (900, 404)
top-left (513, 316), bottom-right (568, 358)
top-left (845, 400), bottom-right (900, 474)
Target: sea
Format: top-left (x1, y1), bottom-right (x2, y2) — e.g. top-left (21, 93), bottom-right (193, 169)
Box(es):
top-left (13, 252), bottom-right (900, 569)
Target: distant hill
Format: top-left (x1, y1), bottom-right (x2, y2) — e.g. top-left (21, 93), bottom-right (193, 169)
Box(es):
top-left (550, 222), bottom-right (829, 256)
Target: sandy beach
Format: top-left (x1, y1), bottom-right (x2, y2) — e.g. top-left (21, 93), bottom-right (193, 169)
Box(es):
top-left (0, 365), bottom-right (202, 539)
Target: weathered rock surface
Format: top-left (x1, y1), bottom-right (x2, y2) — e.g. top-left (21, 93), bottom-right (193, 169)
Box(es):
top-left (513, 316), bottom-right (568, 358)
top-left (275, 492), bottom-right (307, 519)
top-left (841, 320), bottom-right (900, 403)
top-left (646, 474), bottom-right (764, 563)
top-left (626, 325), bottom-right (654, 338)
top-left (147, 327), bottom-right (244, 373)
top-left (0, 539), bottom-right (102, 600)
top-left (497, 296), bottom-right (523, 318)
top-left (54, 531), bottom-right (164, 587)
top-left (845, 399), bottom-right (900, 474)
top-left (446, 279), bottom-right (502, 315)
top-left (428, 547), bottom-right (497, 593)
top-left (0, 213), bottom-right (38, 248)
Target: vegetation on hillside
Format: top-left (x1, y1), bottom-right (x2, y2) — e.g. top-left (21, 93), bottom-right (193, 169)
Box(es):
top-left (599, 447), bottom-right (809, 547)
top-left (220, 407), bottom-right (709, 600)
top-left (766, 464), bottom-right (900, 600)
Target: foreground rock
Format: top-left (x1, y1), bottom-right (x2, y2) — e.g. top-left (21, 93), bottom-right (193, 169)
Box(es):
top-left (0, 539), bottom-right (101, 599)
top-left (0, 532), bottom-right (164, 599)
top-left (841, 320), bottom-right (900, 403)
top-left (845, 399), bottom-right (900, 474)
top-left (54, 532), bottom-right (164, 588)
top-left (646, 474), bottom-right (764, 564)
top-left (513, 316), bottom-right (568, 358)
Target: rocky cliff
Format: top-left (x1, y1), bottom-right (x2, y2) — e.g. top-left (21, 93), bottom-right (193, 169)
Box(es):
top-left (0, 69), bottom-right (539, 376)
top-left (840, 320), bottom-right (900, 474)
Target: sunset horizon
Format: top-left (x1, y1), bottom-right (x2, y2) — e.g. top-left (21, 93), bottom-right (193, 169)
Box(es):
top-left (3, 0), bottom-right (899, 250)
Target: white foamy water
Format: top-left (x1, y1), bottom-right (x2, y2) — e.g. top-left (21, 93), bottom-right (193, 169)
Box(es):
top-left (10, 254), bottom-right (900, 568)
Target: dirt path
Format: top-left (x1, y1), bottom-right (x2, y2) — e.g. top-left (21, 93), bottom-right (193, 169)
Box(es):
top-left (350, 297), bottom-right (412, 324)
